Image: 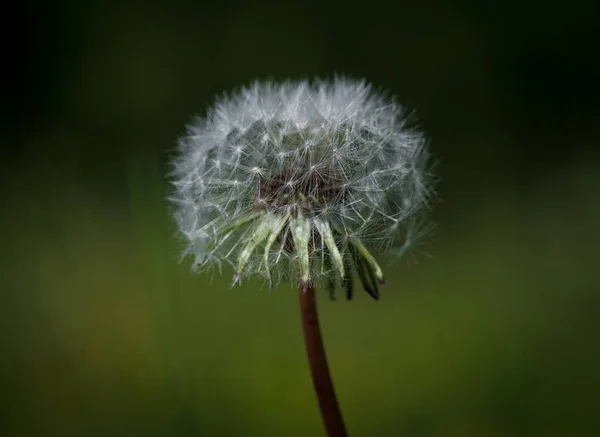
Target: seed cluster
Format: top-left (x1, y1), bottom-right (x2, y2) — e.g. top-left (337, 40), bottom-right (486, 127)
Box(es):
top-left (169, 78), bottom-right (434, 296)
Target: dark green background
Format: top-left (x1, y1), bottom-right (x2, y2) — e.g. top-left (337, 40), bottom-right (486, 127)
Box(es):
top-left (3, 1), bottom-right (599, 436)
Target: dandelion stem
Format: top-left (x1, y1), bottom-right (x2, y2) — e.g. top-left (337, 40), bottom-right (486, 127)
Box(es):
top-left (299, 281), bottom-right (348, 437)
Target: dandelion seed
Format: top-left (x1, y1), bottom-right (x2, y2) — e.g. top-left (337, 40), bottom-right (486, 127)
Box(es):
top-left (169, 77), bottom-right (434, 295)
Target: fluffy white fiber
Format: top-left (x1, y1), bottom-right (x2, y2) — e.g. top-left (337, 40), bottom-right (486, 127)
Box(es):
top-left (169, 77), bottom-right (434, 292)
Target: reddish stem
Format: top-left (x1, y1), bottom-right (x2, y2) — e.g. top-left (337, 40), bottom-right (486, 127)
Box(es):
top-left (299, 281), bottom-right (348, 437)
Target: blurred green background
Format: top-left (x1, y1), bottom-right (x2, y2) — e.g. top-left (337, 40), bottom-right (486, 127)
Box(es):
top-left (3, 0), bottom-right (600, 436)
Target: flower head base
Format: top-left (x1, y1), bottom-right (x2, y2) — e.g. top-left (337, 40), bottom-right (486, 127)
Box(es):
top-left (169, 78), bottom-right (434, 298)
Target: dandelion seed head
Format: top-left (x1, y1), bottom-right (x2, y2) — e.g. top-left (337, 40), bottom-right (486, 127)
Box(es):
top-left (169, 77), bottom-right (435, 294)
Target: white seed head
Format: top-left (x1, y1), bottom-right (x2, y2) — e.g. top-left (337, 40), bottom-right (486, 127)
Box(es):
top-left (169, 77), bottom-right (435, 296)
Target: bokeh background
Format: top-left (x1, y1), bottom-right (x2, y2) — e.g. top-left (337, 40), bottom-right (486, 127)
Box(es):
top-left (3, 0), bottom-right (600, 436)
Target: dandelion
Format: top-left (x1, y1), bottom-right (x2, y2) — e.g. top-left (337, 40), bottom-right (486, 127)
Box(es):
top-left (168, 77), bottom-right (435, 436)
top-left (170, 78), bottom-right (433, 294)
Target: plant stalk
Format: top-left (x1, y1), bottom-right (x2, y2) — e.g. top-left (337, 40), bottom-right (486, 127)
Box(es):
top-left (299, 281), bottom-right (348, 437)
